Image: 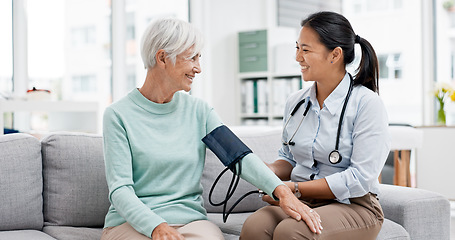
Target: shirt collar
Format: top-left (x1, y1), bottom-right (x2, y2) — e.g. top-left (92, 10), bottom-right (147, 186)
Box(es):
top-left (309, 72), bottom-right (352, 115)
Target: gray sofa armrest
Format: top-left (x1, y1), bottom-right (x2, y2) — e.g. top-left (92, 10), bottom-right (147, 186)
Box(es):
top-left (378, 184), bottom-right (450, 240)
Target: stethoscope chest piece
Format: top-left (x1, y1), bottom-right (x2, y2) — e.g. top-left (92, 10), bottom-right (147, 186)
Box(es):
top-left (283, 73), bottom-right (354, 165)
top-left (329, 150), bottom-right (342, 164)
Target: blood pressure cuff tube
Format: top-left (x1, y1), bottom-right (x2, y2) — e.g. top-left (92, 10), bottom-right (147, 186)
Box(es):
top-left (202, 125), bottom-right (253, 171)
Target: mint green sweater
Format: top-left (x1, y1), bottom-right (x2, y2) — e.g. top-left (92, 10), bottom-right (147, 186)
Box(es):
top-left (103, 89), bottom-right (283, 237)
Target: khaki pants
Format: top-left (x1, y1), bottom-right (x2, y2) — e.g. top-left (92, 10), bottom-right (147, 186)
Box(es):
top-left (240, 193), bottom-right (384, 240)
top-left (101, 220), bottom-right (224, 240)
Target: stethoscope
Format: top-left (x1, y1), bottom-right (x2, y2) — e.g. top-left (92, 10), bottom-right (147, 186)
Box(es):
top-left (282, 73), bottom-right (354, 164)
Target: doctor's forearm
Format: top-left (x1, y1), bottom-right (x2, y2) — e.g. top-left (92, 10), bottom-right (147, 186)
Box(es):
top-left (266, 160), bottom-right (293, 181)
top-left (296, 178), bottom-right (336, 200)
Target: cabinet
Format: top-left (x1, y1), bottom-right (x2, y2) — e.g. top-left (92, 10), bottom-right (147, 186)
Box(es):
top-left (237, 28), bottom-right (306, 125)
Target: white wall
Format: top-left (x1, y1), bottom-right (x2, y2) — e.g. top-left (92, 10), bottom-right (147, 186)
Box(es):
top-left (416, 127), bottom-right (455, 200)
top-left (191, 0), bottom-right (269, 125)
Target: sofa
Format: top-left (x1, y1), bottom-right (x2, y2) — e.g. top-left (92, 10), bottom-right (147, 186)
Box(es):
top-left (0, 126), bottom-right (450, 240)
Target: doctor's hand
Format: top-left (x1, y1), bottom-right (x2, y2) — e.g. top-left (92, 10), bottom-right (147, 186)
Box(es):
top-left (152, 222), bottom-right (184, 240)
top-left (266, 184), bottom-right (323, 234)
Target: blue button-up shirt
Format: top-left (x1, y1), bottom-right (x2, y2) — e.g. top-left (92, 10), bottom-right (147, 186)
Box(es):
top-left (278, 73), bottom-right (390, 204)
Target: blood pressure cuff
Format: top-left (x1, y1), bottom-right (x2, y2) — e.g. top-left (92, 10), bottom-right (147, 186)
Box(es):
top-left (202, 125), bottom-right (253, 171)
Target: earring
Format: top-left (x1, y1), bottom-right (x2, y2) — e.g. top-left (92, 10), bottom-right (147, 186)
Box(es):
top-left (331, 61), bottom-right (333, 63)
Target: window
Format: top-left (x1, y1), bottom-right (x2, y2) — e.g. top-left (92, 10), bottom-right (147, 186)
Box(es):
top-left (24, 0), bottom-right (111, 132)
top-left (366, 0), bottom-right (389, 12)
top-left (5, 0), bottom-right (190, 133)
top-left (351, 0), bottom-right (362, 14)
top-left (127, 65), bottom-right (137, 90)
top-left (71, 26), bottom-right (96, 47)
top-left (11, 0), bottom-right (188, 104)
top-left (116, 0), bottom-right (189, 99)
top-left (0, 0), bottom-right (12, 95)
top-left (72, 75), bottom-right (97, 93)
top-left (277, 0), bottom-right (342, 28)
top-left (391, 54), bottom-right (403, 79)
top-left (345, 0), bottom-right (403, 15)
top-left (378, 55), bottom-right (388, 79)
top-left (368, 0), bottom-right (403, 12)
top-left (64, 0), bottom-right (111, 102)
top-left (344, 0), bottom-right (423, 126)
top-left (378, 53), bottom-right (403, 80)
top-left (126, 13), bottom-right (135, 41)
top-left (26, 0), bottom-right (110, 103)
top-left (27, 0), bottom-right (65, 95)
top-left (451, 52), bottom-right (454, 80)
top-left (126, 13), bottom-right (136, 58)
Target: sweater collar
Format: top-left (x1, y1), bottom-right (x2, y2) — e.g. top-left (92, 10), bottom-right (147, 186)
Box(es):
top-left (128, 88), bottom-right (180, 114)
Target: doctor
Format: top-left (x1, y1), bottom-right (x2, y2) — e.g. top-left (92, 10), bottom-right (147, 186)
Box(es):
top-left (240, 11), bottom-right (390, 240)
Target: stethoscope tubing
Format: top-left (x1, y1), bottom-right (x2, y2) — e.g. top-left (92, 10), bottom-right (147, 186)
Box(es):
top-left (282, 99), bottom-right (311, 146)
top-left (334, 79), bottom-right (353, 151)
top-left (282, 74), bottom-right (354, 164)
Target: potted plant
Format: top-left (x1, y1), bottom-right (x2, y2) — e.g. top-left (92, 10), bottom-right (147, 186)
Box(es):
top-left (443, 0), bottom-right (455, 11)
top-left (433, 82), bottom-right (455, 125)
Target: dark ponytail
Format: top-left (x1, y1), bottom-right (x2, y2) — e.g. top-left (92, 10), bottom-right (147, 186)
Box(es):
top-left (301, 11), bottom-right (379, 93)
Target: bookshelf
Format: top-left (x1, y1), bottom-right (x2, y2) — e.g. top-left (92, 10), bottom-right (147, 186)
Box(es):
top-left (237, 28), bottom-right (305, 126)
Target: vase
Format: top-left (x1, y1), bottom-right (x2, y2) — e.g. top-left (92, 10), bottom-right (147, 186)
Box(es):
top-left (437, 100), bottom-right (446, 125)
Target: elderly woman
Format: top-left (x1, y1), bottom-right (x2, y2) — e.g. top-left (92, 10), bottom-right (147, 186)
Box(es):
top-left (101, 18), bottom-right (318, 240)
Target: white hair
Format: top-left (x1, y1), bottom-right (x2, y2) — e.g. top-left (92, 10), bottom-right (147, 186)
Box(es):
top-left (140, 18), bottom-right (204, 69)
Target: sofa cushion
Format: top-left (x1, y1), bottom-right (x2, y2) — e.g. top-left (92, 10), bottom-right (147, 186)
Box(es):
top-left (377, 219), bottom-right (410, 240)
top-left (208, 212), bottom-right (251, 236)
top-left (0, 133), bottom-right (43, 231)
top-left (222, 232), bottom-right (241, 240)
top-left (0, 230), bottom-right (57, 240)
top-left (43, 226), bottom-right (102, 240)
top-left (378, 184), bottom-right (450, 240)
top-left (41, 132), bottom-right (110, 227)
top-left (202, 126), bottom-right (282, 213)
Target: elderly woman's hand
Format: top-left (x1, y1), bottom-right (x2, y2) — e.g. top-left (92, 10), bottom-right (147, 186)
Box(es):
top-left (265, 184), bottom-right (323, 234)
top-left (152, 223), bottom-right (184, 240)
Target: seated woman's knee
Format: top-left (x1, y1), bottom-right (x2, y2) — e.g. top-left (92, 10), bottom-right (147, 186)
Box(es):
top-left (273, 218), bottom-right (315, 240)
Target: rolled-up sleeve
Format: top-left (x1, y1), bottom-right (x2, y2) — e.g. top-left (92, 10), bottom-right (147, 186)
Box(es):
top-left (277, 143), bottom-right (296, 167)
top-left (325, 95), bottom-right (390, 204)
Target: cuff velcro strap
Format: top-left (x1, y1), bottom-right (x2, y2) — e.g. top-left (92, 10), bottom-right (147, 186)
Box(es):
top-left (202, 125), bottom-right (253, 170)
